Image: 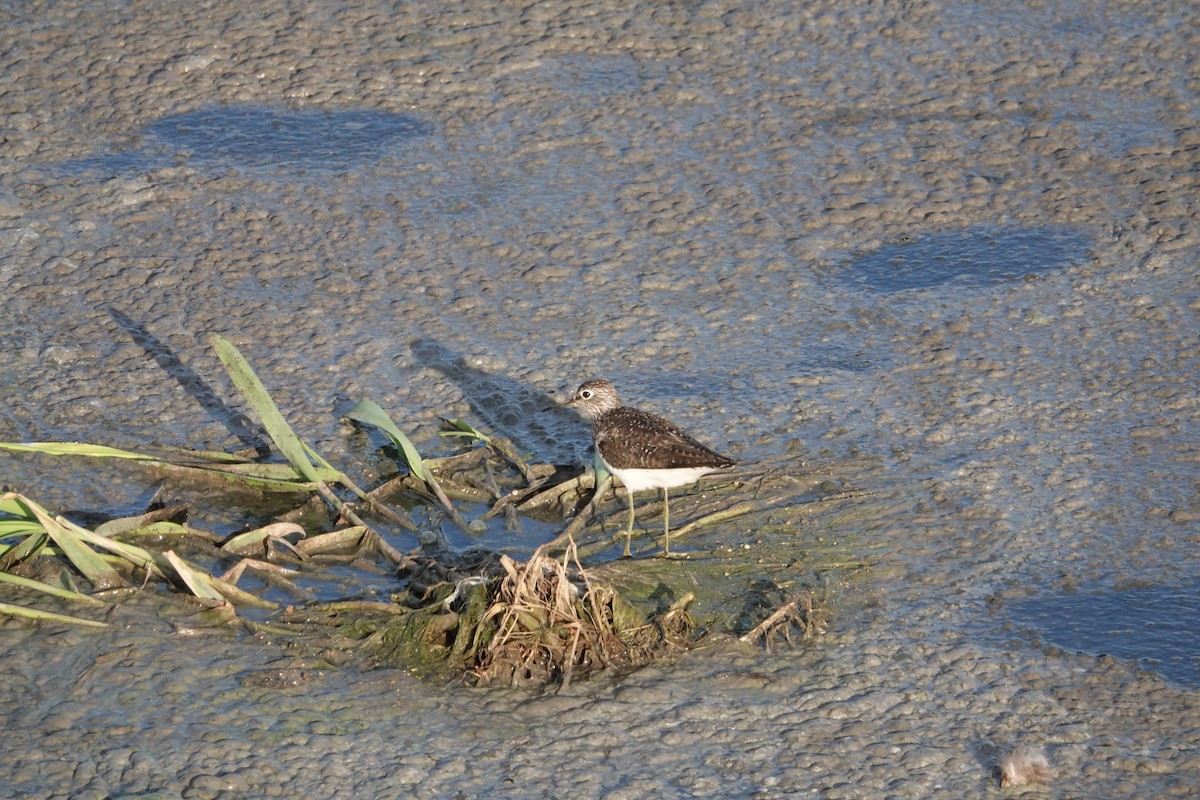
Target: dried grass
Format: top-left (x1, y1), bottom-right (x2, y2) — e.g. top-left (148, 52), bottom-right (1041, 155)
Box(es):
top-left (470, 541), bottom-right (695, 688)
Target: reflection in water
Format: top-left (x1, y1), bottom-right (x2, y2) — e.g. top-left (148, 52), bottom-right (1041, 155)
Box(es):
top-left (840, 226), bottom-right (1092, 293)
top-left (1008, 582), bottom-right (1200, 687)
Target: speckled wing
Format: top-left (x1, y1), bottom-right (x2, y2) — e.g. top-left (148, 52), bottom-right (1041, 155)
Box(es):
top-left (593, 407), bottom-right (735, 471)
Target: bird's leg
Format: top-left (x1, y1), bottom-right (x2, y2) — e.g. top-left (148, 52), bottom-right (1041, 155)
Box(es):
top-left (623, 489), bottom-right (635, 558)
top-left (661, 487), bottom-right (671, 555)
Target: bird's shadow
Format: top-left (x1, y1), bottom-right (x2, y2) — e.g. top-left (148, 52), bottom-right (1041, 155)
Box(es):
top-left (107, 308), bottom-right (270, 457)
top-left (409, 337), bottom-right (587, 466)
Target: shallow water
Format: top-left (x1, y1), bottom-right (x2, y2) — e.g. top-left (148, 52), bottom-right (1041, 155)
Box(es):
top-left (1007, 581), bottom-right (1200, 688)
top-left (2, 0), bottom-right (1199, 796)
top-left (837, 225), bottom-right (1093, 293)
top-left (60, 106), bottom-right (430, 175)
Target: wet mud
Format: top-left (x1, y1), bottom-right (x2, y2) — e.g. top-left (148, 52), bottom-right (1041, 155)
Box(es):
top-left (1, 0), bottom-right (1198, 796)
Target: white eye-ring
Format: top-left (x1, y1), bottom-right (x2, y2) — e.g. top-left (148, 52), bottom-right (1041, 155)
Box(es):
top-left (581, 390), bottom-right (593, 399)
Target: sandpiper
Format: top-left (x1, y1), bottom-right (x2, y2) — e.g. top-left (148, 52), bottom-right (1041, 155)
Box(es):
top-left (559, 379), bottom-right (735, 556)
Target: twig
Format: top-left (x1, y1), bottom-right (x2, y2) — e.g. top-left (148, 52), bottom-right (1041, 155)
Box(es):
top-left (541, 475), bottom-right (613, 551)
top-left (425, 471), bottom-right (473, 533)
top-left (369, 529), bottom-right (413, 569)
top-left (670, 493), bottom-right (796, 541)
top-left (559, 623), bottom-right (582, 692)
top-left (519, 472), bottom-right (592, 513)
top-left (814, 488), bottom-right (879, 503)
top-left (481, 458), bottom-right (503, 501)
top-left (478, 476), bottom-right (549, 522)
top-left (358, 494), bottom-right (418, 531)
top-left (741, 599), bottom-right (798, 643)
top-left (486, 436), bottom-right (538, 485)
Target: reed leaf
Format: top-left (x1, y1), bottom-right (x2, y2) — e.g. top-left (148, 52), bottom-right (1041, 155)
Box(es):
top-left (344, 399), bottom-right (428, 482)
top-left (0, 441), bottom-right (161, 460)
top-left (184, 461), bottom-right (338, 482)
top-left (0, 442), bottom-right (337, 492)
top-left (209, 574), bottom-right (279, 609)
top-left (221, 522), bottom-right (305, 556)
top-left (0, 601), bottom-right (109, 628)
top-left (0, 571), bottom-right (108, 605)
top-left (64, 520), bottom-right (166, 580)
top-left (0, 530), bottom-right (48, 569)
top-left (210, 334), bottom-right (321, 483)
top-left (93, 505), bottom-right (188, 539)
top-left (99, 521), bottom-right (192, 541)
top-left (292, 526), bottom-right (368, 556)
top-left (438, 418), bottom-right (490, 443)
top-left (0, 511), bottom-right (43, 539)
top-left (13, 495), bottom-right (127, 591)
top-left (163, 550), bottom-right (225, 602)
top-left (0, 494), bottom-right (43, 544)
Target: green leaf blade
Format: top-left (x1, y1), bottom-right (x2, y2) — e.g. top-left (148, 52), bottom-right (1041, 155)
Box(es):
top-left (344, 399), bottom-right (428, 482)
top-left (210, 335), bottom-right (320, 483)
top-left (438, 418), bottom-right (490, 443)
top-left (0, 442), bottom-right (159, 460)
top-left (13, 496), bottom-right (128, 591)
top-left (0, 601), bottom-right (110, 628)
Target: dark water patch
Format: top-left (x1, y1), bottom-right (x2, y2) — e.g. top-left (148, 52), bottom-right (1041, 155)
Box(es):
top-left (61, 106), bottom-right (429, 175)
top-left (1008, 581), bottom-right (1200, 687)
top-left (837, 226), bottom-right (1092, 293)
top-left (149, 107), bottom-right (429, 168)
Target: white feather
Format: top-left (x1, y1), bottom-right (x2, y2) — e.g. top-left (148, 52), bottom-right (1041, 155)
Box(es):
top-left (601, 461), bottom-right (718, 493)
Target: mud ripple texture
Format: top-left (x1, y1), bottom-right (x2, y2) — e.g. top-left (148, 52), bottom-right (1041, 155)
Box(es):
top-left (2, 0), bottom-right (1199, 797)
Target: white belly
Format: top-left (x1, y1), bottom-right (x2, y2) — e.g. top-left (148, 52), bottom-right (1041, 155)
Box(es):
top-left (600, 460), bottom-right (718, 493)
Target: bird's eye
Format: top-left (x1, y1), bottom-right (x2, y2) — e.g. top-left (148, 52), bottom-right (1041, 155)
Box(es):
top-left (581, 390), bottom-right (592, 399)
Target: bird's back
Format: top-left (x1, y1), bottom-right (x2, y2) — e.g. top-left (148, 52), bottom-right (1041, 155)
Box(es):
top-left (593, 406), bottom-right (735, 471)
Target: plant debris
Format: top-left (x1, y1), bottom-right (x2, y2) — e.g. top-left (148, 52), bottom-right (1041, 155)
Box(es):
top-left (0, 336), bottom-right (893, 685)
